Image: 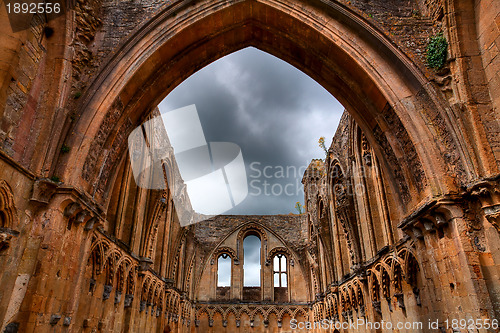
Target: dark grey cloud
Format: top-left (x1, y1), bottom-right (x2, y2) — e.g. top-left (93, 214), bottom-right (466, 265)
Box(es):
top-left (159, 47), bottom-right (344, 214)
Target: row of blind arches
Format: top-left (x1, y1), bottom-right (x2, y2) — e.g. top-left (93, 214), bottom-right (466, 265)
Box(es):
top-left (217, 235), bottom-right (288, 289)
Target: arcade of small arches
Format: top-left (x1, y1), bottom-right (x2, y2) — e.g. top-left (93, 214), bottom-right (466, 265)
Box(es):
top-left (0, 0), bottom-right (499, 332)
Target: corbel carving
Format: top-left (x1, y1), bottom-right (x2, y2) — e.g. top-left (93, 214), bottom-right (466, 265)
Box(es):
top-left (412, 287), bottom-right (421, 306)
top-left (386, 297), bottom-right (393, 312)
top-left (394, 293), bottom-right (405, 309)
top-left (468, 179), bottom-right (500, 233)
top-left (372, 300), bottom-right (382, 315)
top-left (49, 314), bottom-right (61, 326)
top-left (124, 294), bottom-right (134, 308)
top-left (0, 228), bottom-right (19, 252)
top-left (64, 202), bottom-right (81, 217)
top-left (114, 291), bottom-right (122, 304)
top-left (74, 210), bottom-right (88, 224)
top-left (102, 285), bottom-right (113, 300)
top-left (30, 179), bottom-right (58, 205)
top-left (138, 257), bottom-right (153, 272)
top-left (0, 232), bottom-right (12, 251)
top-left (484, 205), bottom-right (500, 232)
top-left (84, 217), bottom-right (101, 231)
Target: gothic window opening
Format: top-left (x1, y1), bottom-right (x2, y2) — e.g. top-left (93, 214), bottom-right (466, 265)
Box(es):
top-left (273, 254), bottom-right (287, 287)
top-left (273, 253), bottom-right (288, 302)
top-left (243, 235), bottom-right (261, 287)
top-left (217, 254), bottom-right (231, 287)
top-left (242, 234), bottom-right (262, 301)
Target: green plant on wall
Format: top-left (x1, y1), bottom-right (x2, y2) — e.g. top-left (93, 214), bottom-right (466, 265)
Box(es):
top-left (60, 144), bottom-right (70, 153)
top-left (426, 33), bottom-right (448, 69)
top-left (318, 137), bottom-right (328, 156)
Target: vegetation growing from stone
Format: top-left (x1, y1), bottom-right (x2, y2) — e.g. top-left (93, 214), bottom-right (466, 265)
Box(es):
top-left (60, 144), bottom-right (70, 153)
top-left (318, 137), bottom-right (327, 156)
top-left (295, 202), bottom-right (303, 214)
top-left (426, 33), bottom-right (448, 69)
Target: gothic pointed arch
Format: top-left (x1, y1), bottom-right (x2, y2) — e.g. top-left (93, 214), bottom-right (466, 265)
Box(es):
top-left (58, 0), bottom-right (484, 223)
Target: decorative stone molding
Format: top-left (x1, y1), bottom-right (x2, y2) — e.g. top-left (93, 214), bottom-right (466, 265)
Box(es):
top-left (102, 285), bottom-right (113, 300)
top-left (44, 186), bottom-right (107, 231)
top-left (140, 301), bottom-right (146, 312)
top-left (138, 257), bottom-right (153, 272)
top-left (211, 246), bottom-right (237, 265)
top-left (84, 217), bottom-right (98, 231)
top-left (114, 291), bottom-right (122, 304)
top-left (0, 231), bottom-right (13, 251)
top-left (398, 196), bottom-right (464, 241)
top-left (386, 297), bottom-right (393, 312)
top-left (394, 293), bottom-right (405, 309)
top-left (64, 202), bottom-right (81, 217)
top-left (89, 278), bottom-right (96, 293)
top-left (30, 178), bottom-right (58, 205)
top-left (359, 304), bottom-right (366, 318)
top-left (466, 178), bottom-right (500, 232)
top-left (265, 246), bottom-right (293, 266)
top-left (372, 301), bottom-right (382, 315)
top-left (49, 314), bottom-right (61, 326)
top-left (413, 287), bottom-right (421, 306)
top-left (124, 294), bottom-right (134, 308)
top-left (361, 134), bottom-right (372, 166)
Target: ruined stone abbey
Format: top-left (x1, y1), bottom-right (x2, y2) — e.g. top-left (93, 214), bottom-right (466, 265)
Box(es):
top-left (0, 0), bottom-right (500, 332)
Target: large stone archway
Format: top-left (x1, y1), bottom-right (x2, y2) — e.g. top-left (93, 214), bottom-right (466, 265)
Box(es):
top-left (58, 0), bottom-right (488, 217)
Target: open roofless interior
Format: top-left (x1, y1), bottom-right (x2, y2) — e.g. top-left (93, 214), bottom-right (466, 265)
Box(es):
top-left (0, 0), bottom-right (500, 332)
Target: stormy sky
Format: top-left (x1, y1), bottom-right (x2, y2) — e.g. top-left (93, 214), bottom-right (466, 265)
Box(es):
top-left (158, 47), bottom-right (344, 215)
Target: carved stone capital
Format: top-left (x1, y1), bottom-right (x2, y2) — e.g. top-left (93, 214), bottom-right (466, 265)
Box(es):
top-left (138, 257), bottom-right (153, 272)
top-left (372, 300), bottom-right (382, 315)
top-left (484, 205), bottom-right (500, 232)
top-left (124, 294), bottom-right (134, 308)
top-left (30, 178), bottom-right (58, 205)
top-left (394, 292), bottom-right (405, 309)
top-left (0, 232), bottom-right (12, 251)
top-left (102, 285), bottom-right (113, 300)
